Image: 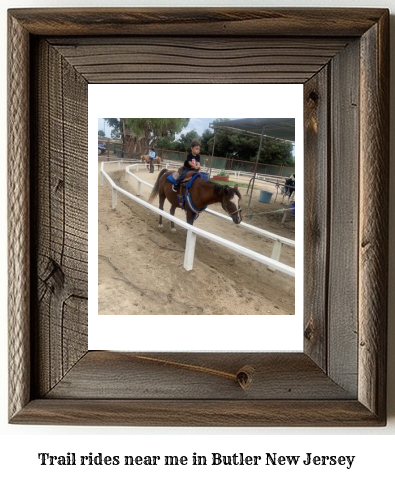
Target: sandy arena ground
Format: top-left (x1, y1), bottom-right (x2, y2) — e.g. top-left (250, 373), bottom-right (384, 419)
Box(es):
top-left (98, 161), bottom-right (295, 315)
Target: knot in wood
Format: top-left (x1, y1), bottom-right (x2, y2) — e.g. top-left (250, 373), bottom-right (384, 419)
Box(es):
top-left (236, 365), bottom-right (255, 390)
top-left (304, 322), bottom-right (314, 341)
top-left (308, 91), bottom-right (319, 103)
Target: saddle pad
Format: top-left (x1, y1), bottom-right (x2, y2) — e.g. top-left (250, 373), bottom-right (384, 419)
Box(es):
top-left (166, 172), bottom-right (201, 187)
top-left (167, 173), bottom-right (177, 184)
top-left (185, 173), bottom-right (201, 189)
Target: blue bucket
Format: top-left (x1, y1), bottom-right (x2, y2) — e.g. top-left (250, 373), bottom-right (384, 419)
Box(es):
top-left (259, 190), bottom-right (273, 203)
top-left (200, 172), bottom-right (209, 181)
top-left (290, 202), bottom-right (295, 214)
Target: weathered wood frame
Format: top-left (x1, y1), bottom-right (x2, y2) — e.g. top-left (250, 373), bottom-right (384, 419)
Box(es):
top-left (8, 8), bottom-right (389, 426)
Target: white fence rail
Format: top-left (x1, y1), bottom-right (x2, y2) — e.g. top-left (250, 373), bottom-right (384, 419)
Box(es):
top-left (125, 164), bottom-right (295, 269)
top-left (100, 161), bottom-right (295, 276)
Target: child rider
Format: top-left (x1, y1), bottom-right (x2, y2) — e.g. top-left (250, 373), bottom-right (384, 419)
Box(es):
top-left (172, 140), bottom-right (201, 192)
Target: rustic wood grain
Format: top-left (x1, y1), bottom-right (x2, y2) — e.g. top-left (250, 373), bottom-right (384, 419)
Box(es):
top-left (8, 12), bottom-right (31, 421)
top-left (358, 12), bottom-right (389, 421)
top-left (49, 37), bottom-right (350, 85)
top-left (8, 8), bottom-right (387, 37)
top-left (46, 352), bottom-right (354, 400)
top-left (7, 7), bottom-right (389, 426)
top-left (30, 39), bottom-right (88, 398)
top-left (11, 399), bottom-right (383, 427)
top-left (327, 39), bottom-right (360, 396)
top-left (303, 67), bottom-right (330, 370)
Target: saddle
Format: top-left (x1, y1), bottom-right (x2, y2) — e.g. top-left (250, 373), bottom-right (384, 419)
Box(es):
top-left (167, 169), bottom-right (200, 186)
top-left (166, 171), bottom-right (206, 219)
top-left (178, 168), bottom-right (199, 183)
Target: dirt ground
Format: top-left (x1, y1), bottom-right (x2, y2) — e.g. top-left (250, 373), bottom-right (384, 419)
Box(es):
top-left (98, 161), bottom-right (295, 315)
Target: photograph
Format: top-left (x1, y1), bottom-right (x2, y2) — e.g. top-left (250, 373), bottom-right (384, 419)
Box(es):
top-left (97, 117), bottom-right (297, 316)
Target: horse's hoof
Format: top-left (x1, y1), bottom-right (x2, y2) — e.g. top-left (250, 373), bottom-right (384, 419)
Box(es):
top-left (171, 228), bottom-right (177, 234)
top-left (158, 224), bottom-right (163, 229)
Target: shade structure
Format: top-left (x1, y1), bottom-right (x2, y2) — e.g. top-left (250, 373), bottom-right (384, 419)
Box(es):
top-left (210, 118), bottom-right (295, 213)
top-left (211, 118), bottom-right (295, 143)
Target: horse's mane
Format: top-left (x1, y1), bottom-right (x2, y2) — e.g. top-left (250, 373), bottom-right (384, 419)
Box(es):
top-left (211, 182), bottom-right (241, 200)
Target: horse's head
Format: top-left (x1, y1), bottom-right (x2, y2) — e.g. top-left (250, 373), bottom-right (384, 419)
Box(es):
top-left (222, 185), bottom-right (242, 224)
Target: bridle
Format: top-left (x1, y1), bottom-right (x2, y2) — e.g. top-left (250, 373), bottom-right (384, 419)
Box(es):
top-left (222, 198), bottom-right (242, 216)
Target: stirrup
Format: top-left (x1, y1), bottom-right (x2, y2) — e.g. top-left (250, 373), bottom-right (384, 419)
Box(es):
top-left (172, 184), bottom-right (178, 192)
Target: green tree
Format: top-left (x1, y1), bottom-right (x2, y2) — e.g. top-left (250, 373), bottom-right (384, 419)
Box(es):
top-left (200, 128), bottom-right (215, 154)
top-left (209, 124), bottom-right (237, 158)
top-left (260, 137), bottom-right (294, 166)
top-left (104, 118), bottom-right (122, 139)
top-left (155, 136), bottom-right (179, 151)
top-left (228, 134), bottom-right (260, 160)
top-left (169, 129), bottom-right (200, 152)
top-left (98, 129), bottom-right (106, 138)
top-left (122, 118), bottom-right (189, 157)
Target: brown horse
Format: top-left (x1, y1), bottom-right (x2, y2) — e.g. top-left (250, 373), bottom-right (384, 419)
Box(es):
top-left (148, 169), bottom-right (242, 232)
top-left (141, 154), bottom-right (162, 170)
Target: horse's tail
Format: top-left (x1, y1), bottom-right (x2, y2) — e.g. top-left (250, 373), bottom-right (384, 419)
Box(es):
top-left (148, 168), bottom-right (168, 203)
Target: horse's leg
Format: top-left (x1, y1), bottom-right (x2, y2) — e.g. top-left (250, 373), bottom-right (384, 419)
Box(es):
top-left (158, 191), bottom-right (165, 229)
top-left (186, 210), bottom-right (195, 226)
top-left (170, 204), bottom-right (177, 233)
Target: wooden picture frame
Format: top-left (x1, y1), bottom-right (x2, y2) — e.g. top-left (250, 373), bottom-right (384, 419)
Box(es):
top-left (8, 8), bottom-right (389, 426)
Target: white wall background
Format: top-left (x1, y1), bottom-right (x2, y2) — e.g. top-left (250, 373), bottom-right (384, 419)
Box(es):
top-left (1, 0), bottom-right (394, 475)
